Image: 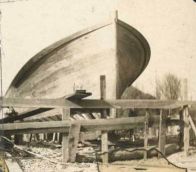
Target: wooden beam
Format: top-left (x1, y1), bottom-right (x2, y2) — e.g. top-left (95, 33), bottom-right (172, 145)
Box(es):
top-left (100, 75), bottom-right (108, 164)
top-left (188, 114), bottom-right (196, 137)
top-left (144, 110), bottom-right (149, 160)
top-left (0, 97), bottom-right (79, 108)
top-left (110, 108), bottom-right (116, 118)
top-left (1, 97), bottom-right (196, 109)
top-left (68, 124), bottom-right (81, 162)
top-left (1, 117), bottom-right (146, 135)
top-left (100, 75), bottom-right (106, 100)
top-left (179, 110), bottom-right (184, 150)
top-left (183, 106), bottom-right (190, 157)
top-left (75, 99), bottom-right (196, 109)
top-left (0, 121), bottom-right (70, 134)
top-left (158, 109), bottom-right (167, 157)
top-left (81, 116), bottom-right (145, 131)
top-left (101, 129), bottom-right (108, 163)
top-left (61, 108), bottom-right (70, 163)
top-left (0, 108), bottom-right (53, 123)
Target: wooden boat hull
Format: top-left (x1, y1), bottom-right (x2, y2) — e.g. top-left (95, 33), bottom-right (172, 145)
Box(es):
top-left (6, 19), bottom-right (150, 100)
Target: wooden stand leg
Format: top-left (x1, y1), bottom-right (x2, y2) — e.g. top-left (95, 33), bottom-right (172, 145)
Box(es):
top-left (68, 124), bottom-right (81, 162)
top-left (101, 129), bottom-right (108, 163)
top-left (100, 75), bottom-right (108, 164)
top-left (52, 133), bottom-right (56, 142)
top-left (183, 106), bottom-right (190, 157)
top-left (158, 109), bottom-right (166, 158)
top-left (101, 109), bottom-right (108, 163)
top-left (179, 110), bottom-right (184, 150)
top-left (62, 108), bottom-right (70, 163)
top-left (62, 133), bottom-right (69, 163)
top-left (110, 108), bottom-right (116, 118)
top-left (144, 110), bottom-right (149, 160)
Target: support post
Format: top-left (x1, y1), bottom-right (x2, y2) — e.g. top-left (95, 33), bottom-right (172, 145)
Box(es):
top-left (179, 110), bottom-right (184, 150)
top-left (144, 110), bottom-right (149, 160)
top-left (68, 123), bottom-right (81, 162)
top-left (183, 106), bottom-right (190, 157)
top-left (62, 108), bottom-right (70, 163)
top-left (100, 75), bottom-right (108, 163)
top-left (188, 114), bottom-right (196, 137)
top-left (158, 109), bottom-right (166, 158)
top-left (110, 108), bottom-right (116, 119)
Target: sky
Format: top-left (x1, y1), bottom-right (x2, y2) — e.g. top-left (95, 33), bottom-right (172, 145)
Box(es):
top-left (0, 0), bottom-right (196, 99)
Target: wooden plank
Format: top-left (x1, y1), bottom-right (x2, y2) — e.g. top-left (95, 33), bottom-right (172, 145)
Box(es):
top-left (1, 117), bottom-right (146, 135)
top-left (110, 108), bottom-right (116, 118)
top-left (183, 106), bottom-right (190, 157)
top-left (100, 75), bottom-right (106, 100)
top-left (0, 121), bottom-right (70, 134)
top-left (101, 130), bottom-right (108, 163)
top-left (0, 108), bottom-right (52, 123)
top-left (158, 109), bottom-right (167, 157)
top-left (188, 114), bottom-right (196, 137)
top-left (1, 97), bottom-right (196, 109)
top-left (100, 75), bottom-right (108, 164)
top-left (144, 110), bottom-right (149, 160)
top-left (68, 124), bottom-right (81, 162)
top-left (75, 99), bottom-right (196, 109)
top-left (179, 110), bottom-right (184, 150)
top-left (62, 108), bottom-right (70, 163)
top-left (0, 97), bottom-right (79, 108)
top-left (80, 116), bottom-right (145, 131)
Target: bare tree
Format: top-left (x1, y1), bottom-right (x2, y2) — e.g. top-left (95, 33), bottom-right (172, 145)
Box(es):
top-left (156, 73), bottom-right (181, 100)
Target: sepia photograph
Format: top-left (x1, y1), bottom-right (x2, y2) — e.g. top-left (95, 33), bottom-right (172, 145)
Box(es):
top-left (0, 0), bottom-right (196, 171)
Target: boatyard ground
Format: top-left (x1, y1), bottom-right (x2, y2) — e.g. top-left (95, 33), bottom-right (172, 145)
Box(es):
top-left (4, 143), bottom-right (196, 172)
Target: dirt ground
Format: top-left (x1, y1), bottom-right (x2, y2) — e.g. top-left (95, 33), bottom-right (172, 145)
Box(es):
top-left (4, 145), bottom-right (196, 172)
top-left (168, 147), bottom-right (196, 172)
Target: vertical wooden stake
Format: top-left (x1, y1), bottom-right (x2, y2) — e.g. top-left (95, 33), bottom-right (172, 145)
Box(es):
top-left (52, 133), bottom-right (56, 142)
top-left (188, 114), bottom-right (196, 137)
top-left (57, 133), bottom-right (60, 143)
top-left (183, 106), bottom-right (190, 157)
top-left (44, 133), bottom-right (48, 141)
top-left (62, 108), bottom-right (70, 163)
top-left (100, 75), bottom-right (108, 164)
top-left (100, 75), bottom-right (106, 100)
top-left (179, 110), bottom-right (184, 150)
top-left (144, 110), bottom-right (149, 160)
top-left (101, 129), bottom-right (108, 163)
top-left (158, 109), bottom-right (166, 158)
top-left (110, 108), bottom-right (116, 118)
top-left (68, 123), bottom-right (81, 162)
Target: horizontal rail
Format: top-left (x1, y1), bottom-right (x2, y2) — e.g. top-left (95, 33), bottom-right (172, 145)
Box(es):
top-left (0, 121), bottom-right (71, 134)
top-left (1, 97), bottom-right (196, 109)
top-left (0, 97), bottom-right (79, 108)
top-left (0, 108), bottom-right (53, 123)
top-left (79, 99), bottom-right (196, 109)
top-left (80, 116), bottom-right (146, 131)
top-left (0, 117), bottom-right (146, 134)
top-left (0, 115), bottom-right (184, 135)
